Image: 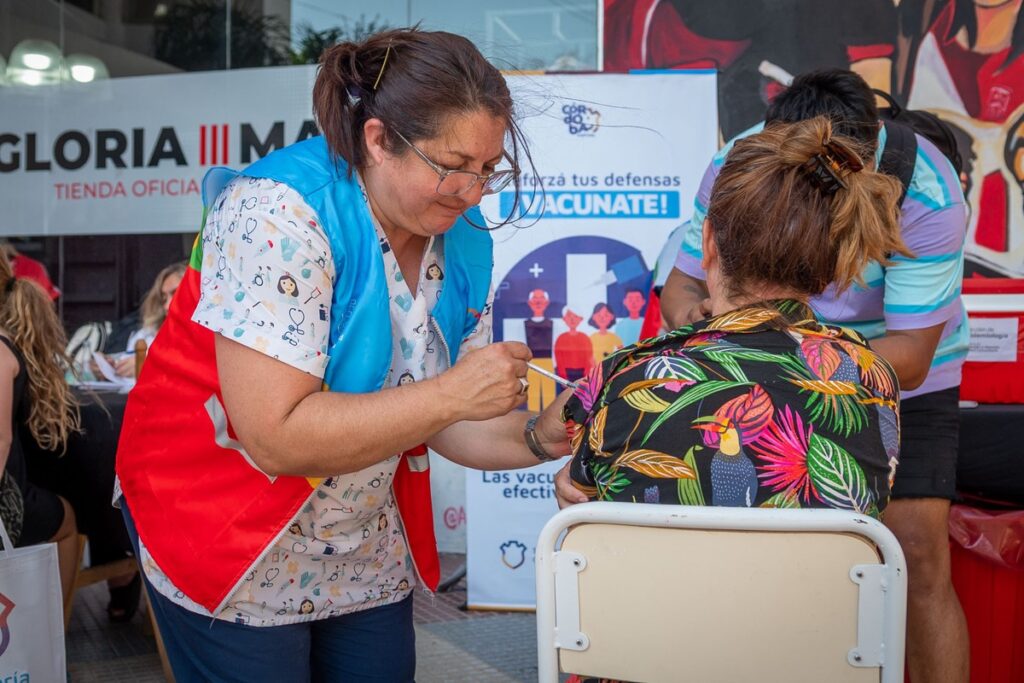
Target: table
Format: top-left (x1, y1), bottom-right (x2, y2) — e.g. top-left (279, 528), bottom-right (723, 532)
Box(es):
top-left (24, 387), bottom-right (131, 565)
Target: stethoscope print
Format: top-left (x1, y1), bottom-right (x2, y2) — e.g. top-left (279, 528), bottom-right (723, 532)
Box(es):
top-left (282, 307), bottom-right (306, 346)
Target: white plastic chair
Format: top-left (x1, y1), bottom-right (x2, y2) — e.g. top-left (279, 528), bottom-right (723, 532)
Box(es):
top-left (536, 502), bottom-right (907, 683)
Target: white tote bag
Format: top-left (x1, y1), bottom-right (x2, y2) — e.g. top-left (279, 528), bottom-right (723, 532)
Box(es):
top-left (0, 518), bottom-right (67, 682)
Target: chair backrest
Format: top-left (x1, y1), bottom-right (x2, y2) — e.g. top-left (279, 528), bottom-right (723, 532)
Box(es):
top-left (66, 321), bottom-right (112, 372)
top-left (536, 503), bottom-right (907, 683)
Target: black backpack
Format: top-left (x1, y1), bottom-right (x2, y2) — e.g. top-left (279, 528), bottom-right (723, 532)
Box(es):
top-left (874, 89), bottom-right (964, 205)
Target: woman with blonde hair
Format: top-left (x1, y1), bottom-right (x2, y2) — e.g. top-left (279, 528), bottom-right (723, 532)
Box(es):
top-left (0, 249), bottom-right (81, 603)
top-left (108, 261), bottom-right (186, 377)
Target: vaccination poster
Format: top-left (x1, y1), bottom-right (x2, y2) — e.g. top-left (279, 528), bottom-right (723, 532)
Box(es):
top-left (465, 72), bottom-right (718, 609)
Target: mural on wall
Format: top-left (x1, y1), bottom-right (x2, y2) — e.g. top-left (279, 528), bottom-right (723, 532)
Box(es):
top-left (604, 0), bottom-right (1024, 277)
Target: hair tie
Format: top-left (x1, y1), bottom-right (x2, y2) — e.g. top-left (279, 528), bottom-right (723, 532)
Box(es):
top-left (4, 277), bottom-right (16, 295)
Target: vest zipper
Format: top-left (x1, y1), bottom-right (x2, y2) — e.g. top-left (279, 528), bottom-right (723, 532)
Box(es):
top-left (431, 316), bottom-right (453, 368)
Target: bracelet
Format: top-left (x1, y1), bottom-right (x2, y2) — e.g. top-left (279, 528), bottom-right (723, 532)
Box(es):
top-left (524, 414), bottom-right (555, 462)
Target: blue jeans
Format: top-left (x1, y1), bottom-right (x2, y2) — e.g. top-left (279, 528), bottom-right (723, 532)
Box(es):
top-left (121, 499), bottom-right (416, 682)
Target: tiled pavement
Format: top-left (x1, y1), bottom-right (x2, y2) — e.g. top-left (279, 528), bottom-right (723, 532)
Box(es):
top-left (66, 553), bottom-right (540, 682)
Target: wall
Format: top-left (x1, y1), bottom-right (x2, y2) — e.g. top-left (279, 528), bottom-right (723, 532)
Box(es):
top-left (603, 0), bottom-right (1024, 278)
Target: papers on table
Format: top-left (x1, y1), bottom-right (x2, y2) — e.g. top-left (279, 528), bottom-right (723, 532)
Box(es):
top-left (89, 352), bottom-right (135, 392)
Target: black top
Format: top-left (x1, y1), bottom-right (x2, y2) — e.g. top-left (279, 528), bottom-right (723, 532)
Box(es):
top-left (0, 335), bottom-right (28, 545)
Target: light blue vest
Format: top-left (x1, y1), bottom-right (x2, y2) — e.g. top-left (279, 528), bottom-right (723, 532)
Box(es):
top-left (202, 136), bottom-right (493, 393)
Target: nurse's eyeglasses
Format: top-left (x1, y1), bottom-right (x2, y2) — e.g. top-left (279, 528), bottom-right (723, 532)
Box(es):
top-left (392, 129), bottom-right (516, 197)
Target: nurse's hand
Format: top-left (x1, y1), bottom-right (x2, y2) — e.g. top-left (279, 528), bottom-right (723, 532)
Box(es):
top-left (438, 342), bottom-right (531, 421)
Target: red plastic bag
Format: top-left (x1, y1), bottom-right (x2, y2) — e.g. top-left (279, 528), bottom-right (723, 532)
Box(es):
top-left (948, 505), bottom-right (1024, 571)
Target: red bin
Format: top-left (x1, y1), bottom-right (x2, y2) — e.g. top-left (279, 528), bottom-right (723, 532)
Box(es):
top-left (960, 278), bottom-right (1024, 404)
top-left (948, 504), bottom-right (1024, 683)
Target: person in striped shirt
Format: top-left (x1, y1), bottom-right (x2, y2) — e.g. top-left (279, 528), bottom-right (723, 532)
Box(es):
top-left (660, 69), bottom-right (969, 683)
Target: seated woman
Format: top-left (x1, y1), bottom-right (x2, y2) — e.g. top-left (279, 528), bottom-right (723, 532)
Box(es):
top-left (563, 118), bottom-right (905, 518)
top-left (0, 250), bottom-right (81, 608)
top-left (104, 261), bottom-right (186, 378)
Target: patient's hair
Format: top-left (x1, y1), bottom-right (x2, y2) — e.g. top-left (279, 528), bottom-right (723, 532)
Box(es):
top-left (706, 117), bottom-right (911, 298)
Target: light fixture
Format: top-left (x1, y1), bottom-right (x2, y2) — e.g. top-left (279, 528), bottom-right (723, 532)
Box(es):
top-left (65, 53), bottom-right (109, 83)
top-left (7, 39), bottom-right (62, 86)
top-left (23, 53), bottom-right (52, 70)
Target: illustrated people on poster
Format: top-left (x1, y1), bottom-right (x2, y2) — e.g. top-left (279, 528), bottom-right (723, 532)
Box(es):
top-left (616, 288), bottom-right (647, 345)
top-left (588, 302), bottom-right (623, 362)
top-left (523, 289), bottom-right (555, 411)
top-left (554, 307), bottom-right (593, 385)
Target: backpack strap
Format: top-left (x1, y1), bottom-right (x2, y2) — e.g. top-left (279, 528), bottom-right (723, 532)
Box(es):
top-left (878, 120), bottom-right (917, 208)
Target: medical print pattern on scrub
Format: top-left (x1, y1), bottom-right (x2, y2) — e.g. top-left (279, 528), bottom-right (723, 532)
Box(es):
top-left (136, 177), bottom-right (493, 626)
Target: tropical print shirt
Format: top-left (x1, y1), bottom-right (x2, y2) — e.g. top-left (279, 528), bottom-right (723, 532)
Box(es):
top-left (564, 300), bottom-right (901, 518)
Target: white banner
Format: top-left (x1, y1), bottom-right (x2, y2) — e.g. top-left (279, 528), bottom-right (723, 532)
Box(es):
top-left (0, 65), bottom-right (318, 236)
top-left (466, 72), bottom-right (718, 609)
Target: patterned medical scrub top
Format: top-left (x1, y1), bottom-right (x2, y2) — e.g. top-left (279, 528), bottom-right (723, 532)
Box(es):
top-left (136, 177), bottom-right (493, 626)
top-left (565, 301), bottom-right (900, 518)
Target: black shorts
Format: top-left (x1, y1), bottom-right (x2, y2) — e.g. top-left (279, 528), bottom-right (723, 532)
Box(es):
top-left (891, 386), bottom-right (959, 500)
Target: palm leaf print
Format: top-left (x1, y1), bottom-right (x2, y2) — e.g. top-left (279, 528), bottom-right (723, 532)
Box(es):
top-left (614, 449), bottom-right (696, 479)
top-left (698, 384), bottom-right (774, 448)
top-left (806, 433), bottom-right (874, 514)
top-left (592, 462), bottom-right (631, 498)
top-left (835, 339), bottom-right (897, 400)
top-left (566, 419), bottom-right (585, 456)
top-left (760, 490), bottom-right (802, 509)
top-left (658, 322), bottom-right (697, 342)
top-left (644, 355), bottom-right (707, 383)
top-left (617, 377), bottom-right (695, 396)
top-left (706, 352), bottom-right (748, 383)
top-left (676, 445), bottom-right (705, 506)
top-left (694, 345), bottom-right (806, 382)
top-left (801, 337), bottom-right (842, 380)
top-left (720, 384), bottom-right (773, 443)
top-left (621, 388), bottom-right (671, 413)
top-left (642, 380), bottom-right (752, 443)
top-left (775, 299), bottom-right (807, 317)
top-left (588, 405), bottom-right (609, 455)
top-left (574, 362), bottom-right (604, 413)
top-left (706, 306), bottom-right (780, 331)
top-left (787, 370), bottom-right (868, 437)
top-left (682, 331), bottom-right (726, 348)
top-left (750, 405), bottom-right (817, 503)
